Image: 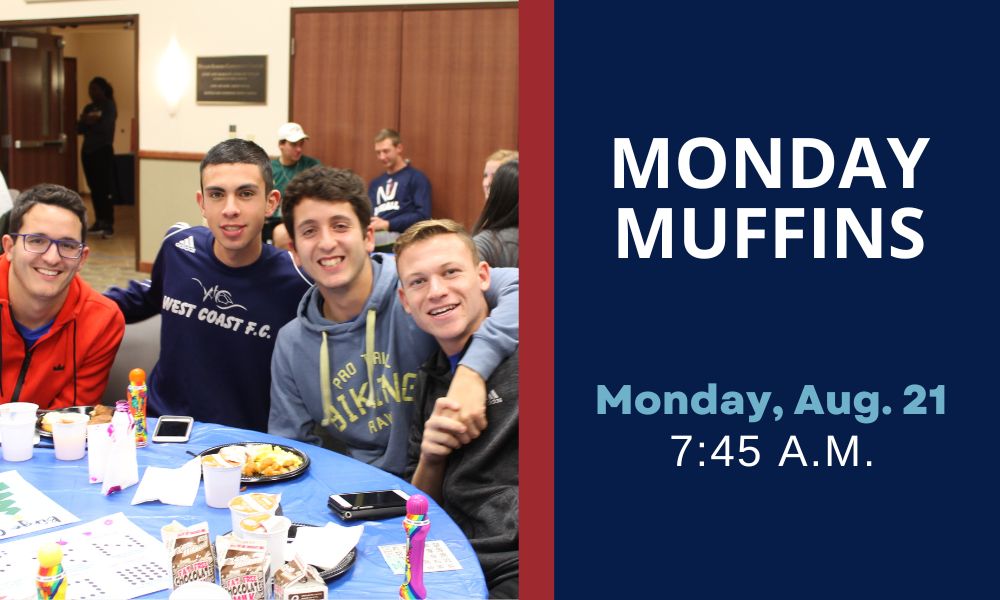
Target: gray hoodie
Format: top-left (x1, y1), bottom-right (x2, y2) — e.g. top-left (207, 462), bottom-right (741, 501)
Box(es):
top-left (268, 253), bottom-right (518, 476)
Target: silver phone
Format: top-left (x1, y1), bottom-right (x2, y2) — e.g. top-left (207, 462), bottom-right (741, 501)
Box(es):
top-left (151, 416), bottom-right (194, 443)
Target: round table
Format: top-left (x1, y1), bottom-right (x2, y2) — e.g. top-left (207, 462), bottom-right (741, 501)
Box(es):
top-left (5, 418), bottom-right (487, 599)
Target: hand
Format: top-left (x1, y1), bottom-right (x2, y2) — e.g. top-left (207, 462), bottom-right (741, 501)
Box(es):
top-left (445, 366), bottom-right (488, 445)
top-left (420, 398), bottom-right (466, 463)
top-left (371, 216), bottom-right (390, 232)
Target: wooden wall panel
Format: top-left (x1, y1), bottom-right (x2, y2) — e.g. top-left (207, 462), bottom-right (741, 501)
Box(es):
top-left (292, 6), bottom-right (518, 230)
top-left (400, 8), bottom-right (518, 228)
top-left (292, 11), bottom-right (402, 177)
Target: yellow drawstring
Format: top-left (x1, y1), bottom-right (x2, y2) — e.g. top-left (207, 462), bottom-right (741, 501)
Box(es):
top-left (321, 308), bottom-right (376, 412)
top-left (364, 307), bottom-right (376, 407)
top-left (320, 330), bottom-right (331, 414)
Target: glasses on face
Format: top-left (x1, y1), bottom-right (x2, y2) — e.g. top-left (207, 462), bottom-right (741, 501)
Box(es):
top-left (10, 233), bottom-right (86, 259)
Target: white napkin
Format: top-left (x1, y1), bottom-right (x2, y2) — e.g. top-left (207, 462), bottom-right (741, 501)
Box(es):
top-left (130, 457), bottom-right (202, 506)
top-left (288, 522), bottom-right (364, 570)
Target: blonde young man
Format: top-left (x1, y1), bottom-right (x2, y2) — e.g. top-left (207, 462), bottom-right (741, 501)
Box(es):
top-left (396, 220), bottom-right (519, 599)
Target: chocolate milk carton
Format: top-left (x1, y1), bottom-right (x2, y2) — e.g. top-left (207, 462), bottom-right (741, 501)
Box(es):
top-left (273, 554), bottom-right (327, 600)
top-left (220, 539), bottom-right (270, 600)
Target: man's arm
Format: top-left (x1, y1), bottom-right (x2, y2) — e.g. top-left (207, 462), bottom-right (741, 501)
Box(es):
top-left (410, 398), bottom-right (466, 503)
top-left (104, 226), bottom-right (180, 322)
top-left (104, 278), bottom-right (159, 323)
top-left (448, 267), bottom-right (519, 435)
top-left (387, 171), bottom-right (433, 232)
top-left (268, 329), bottom-right (321, 445)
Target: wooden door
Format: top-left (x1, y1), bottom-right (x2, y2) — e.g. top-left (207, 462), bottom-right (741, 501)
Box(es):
top-left (63, 56), bottom-right (78, 192)
top-left (291, 6), bottom-right (518, 230)
top-left (291, 11), bottom-right (402, 177)
top-left (400, 7), bottom-right (519, 228)
top-left (0, 31), bottom-right (70, 190)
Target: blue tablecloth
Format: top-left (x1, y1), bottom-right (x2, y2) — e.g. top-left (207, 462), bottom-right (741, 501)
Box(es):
top-left (5, 418), bottom-right (487, 599)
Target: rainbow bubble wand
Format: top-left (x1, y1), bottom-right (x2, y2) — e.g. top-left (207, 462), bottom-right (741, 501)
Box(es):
top-left (399, 495), bottom-right (430, 600)
top-left (36, 543), bottom-right (67, 600)
top-left (127, 368), bottom-right (148, 447)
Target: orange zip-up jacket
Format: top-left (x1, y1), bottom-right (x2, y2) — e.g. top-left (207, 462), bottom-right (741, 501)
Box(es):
top-left (0, 259), bottom-right (124, 408)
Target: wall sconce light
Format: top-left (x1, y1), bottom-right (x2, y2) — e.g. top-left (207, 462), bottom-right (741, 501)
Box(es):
top-left (156, 38), bottom-right (188, 116)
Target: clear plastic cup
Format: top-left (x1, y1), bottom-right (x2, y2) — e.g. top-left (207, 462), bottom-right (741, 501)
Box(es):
top-left (51, 412), bottom-right (89, 460)
top-left (0, 402), bottom-right (39, 462)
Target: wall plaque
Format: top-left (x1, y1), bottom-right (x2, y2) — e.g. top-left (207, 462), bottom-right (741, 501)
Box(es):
top-left (196, 55), bottom-right (267, 104)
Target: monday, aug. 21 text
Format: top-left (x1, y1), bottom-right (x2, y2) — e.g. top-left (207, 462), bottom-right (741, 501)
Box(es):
top-left (596, 383), bottom-right (945, 423)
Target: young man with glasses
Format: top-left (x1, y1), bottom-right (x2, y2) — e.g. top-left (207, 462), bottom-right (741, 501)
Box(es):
top-left (1, 184), bottom-right (124, 408)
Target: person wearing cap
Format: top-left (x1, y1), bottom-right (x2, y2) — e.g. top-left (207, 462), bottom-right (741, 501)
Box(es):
top-left (268, 123), bottom-right (321, 248)
top-left (272, 123), bottom-right (321, 197)
top-left (368, 128), bottom-right (432, 252)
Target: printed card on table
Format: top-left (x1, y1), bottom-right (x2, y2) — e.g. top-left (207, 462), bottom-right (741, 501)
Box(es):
top-left (0, 512), bottom-right (170, 600)
top-left (378, 540), bottom-right (462, 575)
top-left (0, 471), bottom-right (79, 541)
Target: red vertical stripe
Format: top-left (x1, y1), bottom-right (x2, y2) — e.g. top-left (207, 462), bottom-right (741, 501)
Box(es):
top-left (520, 0), bottom-right (554, 598)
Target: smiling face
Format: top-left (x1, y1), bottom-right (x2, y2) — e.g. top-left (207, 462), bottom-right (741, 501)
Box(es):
top-left (197, 163), bottom-right (279, 267)
top-left (396, 233), bottom-right (490, 356)
top-left (3, 203), bottom-right (89, 309)
top-left (291, 198), bottom-right (375, 318)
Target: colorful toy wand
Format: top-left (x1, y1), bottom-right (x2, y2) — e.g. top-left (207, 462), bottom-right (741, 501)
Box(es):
top-left (127, 368), bottom-right (148, 447)
top-left (36, 542), bottom-right (67, 600)
top-left (399, 494), bottom-right (430, 599)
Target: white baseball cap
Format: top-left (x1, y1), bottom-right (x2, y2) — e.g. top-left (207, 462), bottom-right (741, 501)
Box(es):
top-left (277, 122), bottom-right (309, 143)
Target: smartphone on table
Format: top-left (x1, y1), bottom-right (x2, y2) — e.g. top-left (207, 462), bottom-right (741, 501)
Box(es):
top-left (328, 489), bottom-right (410, 520)
top-left (151, 416), bottom-right (194, 443)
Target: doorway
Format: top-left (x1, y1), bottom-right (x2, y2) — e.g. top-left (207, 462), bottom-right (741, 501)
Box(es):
top-left (0, 16), bottom-right (140, 286)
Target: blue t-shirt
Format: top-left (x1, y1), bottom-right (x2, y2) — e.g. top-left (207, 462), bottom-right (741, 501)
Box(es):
top-left (105, 225), bottom-right (312, 431)
top-left (13, 318), bottom-right (55, 348)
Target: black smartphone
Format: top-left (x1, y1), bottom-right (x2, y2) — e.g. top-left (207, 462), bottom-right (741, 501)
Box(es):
top-left (328, 489), bottom-right (410, 520)
top-left (151, 416), bottom-right (194, 443)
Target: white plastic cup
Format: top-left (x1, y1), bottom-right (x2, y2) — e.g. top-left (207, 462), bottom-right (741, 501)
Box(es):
top-left (52, 413), bottom-right (89, 460)
top-left (0, 402), bottom-right (39, 462)
top-left (235, 513), bottom-right (291, 574)
top-left (203, 457), bottom-right (244, 508)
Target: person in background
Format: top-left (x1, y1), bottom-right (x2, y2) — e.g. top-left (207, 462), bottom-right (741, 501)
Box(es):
top-left (105, 139), bottom-right (312, 431)
top-left (398, 219), bottom-right (519, 598)
top-left (268, 122), bottom-right (321, 248)
top-left (1, 184), bottom-right (124, 408)
top-left (473, 160), bottom-right (519, 268)
top-left (0, 169), bottom-right (15, 214)
top-left (0, 171), bottom-right (17, 249)
top-left (368, 129), bottom-right (432, 252)
top-left (76, 77), bottom-right (117, 238)
top-left (481, 148), bottom-right (518, 199)
top-left (268, 167), bottom-right (518, 477)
